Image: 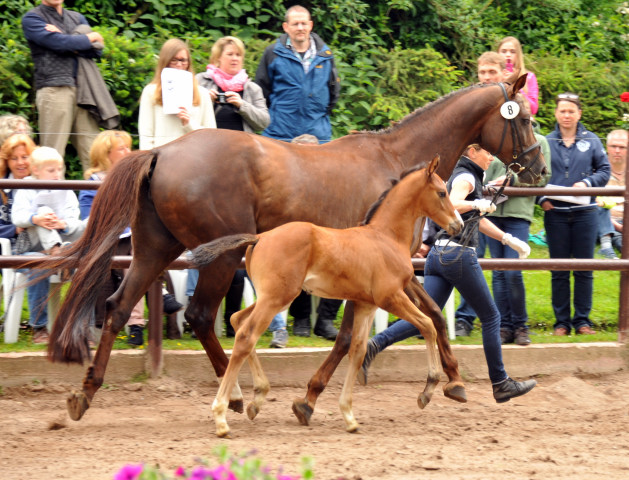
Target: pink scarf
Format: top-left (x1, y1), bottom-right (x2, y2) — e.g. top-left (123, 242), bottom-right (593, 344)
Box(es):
top-left (206, 64), bottom-right (248, 92)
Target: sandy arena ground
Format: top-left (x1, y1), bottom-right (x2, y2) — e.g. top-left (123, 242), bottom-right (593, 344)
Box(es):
top-left (2, 366), bottom-right (629, 479)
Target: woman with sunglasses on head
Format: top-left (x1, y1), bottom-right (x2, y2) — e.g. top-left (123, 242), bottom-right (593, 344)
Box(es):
top-left (138, 39), bottom-right (216, 150)
top-left (540, 93), bottom-right (610, 336)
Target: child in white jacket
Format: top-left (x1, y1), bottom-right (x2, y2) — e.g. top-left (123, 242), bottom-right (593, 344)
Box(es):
top-left (12, 147), bottom-right (84, 253)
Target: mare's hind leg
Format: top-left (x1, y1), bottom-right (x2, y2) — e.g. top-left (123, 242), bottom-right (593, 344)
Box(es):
top-left (338, 302), bottom-right (377, 432)
top-left (186, 258), bottom-right (245, 413)
top-left (68, 238), bottom-right (183, 421)
top-left (381, 291), bottom-right (442, 410)
top-left (292, 302), bottom-right (354, 426)
top-left (405, 276), bottom-right (466, 403)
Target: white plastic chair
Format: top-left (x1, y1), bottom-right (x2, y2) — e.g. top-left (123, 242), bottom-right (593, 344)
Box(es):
top-left (1, 238), bottom-right (65, 344)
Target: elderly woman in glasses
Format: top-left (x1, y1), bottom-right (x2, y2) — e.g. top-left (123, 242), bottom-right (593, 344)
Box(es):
top-left (539, 93), bottom-right (610, 336)
top-left (138, 38), bottom-right (216, 150)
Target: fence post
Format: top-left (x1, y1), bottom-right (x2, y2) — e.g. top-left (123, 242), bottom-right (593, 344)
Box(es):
top-left (146, 280), bottom-right (163, 377)
top-left (618, 148), bottom-right (629, 342)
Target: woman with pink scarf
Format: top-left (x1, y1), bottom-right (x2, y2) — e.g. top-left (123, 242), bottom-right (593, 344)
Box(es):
top-left (196, 36), bottom-right (270, 133)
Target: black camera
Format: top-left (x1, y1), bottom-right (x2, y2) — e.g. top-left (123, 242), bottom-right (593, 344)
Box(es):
top-left (217, 93), bottom-right (227, 104)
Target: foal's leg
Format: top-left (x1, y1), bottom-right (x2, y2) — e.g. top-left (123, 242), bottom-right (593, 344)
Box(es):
top-left (68, 237), bottom-right (183, 421)
top-left (292, 301), bottom-right (354, 426)
top-left (211, 300), bottom-right (277, 437)
top-left (338, 302), bottom-right (377, 432)
top-left (405, 276), bottom-right (466, 403)
top-left (382, 291), bottom-right (442, 409)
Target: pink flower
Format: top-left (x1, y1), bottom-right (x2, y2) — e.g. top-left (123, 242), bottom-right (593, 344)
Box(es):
top-left (174, 466), bottom-right (187, 477)
top-left (113, 464), bottom-right (143, 480)
top-left (621, 92), bottom-right (629, 102)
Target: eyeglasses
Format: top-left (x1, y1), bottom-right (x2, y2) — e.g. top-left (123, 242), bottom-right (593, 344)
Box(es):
top-left (169, 57), bottom-right (190, 65)
top-left (557, 93), bottom-right (579, 100)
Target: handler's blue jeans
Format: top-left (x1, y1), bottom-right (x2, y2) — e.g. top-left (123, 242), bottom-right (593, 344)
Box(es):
top-left (544, 207), bottom-right (597, 332)
top-left (17, 252), bottom-right (50, 330)
top-left (486, 217), bottom-right (531, 332)
top-left (370, 245), bottom-right (508, 384)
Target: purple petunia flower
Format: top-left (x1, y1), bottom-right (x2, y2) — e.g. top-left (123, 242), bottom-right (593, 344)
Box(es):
top-left (113, 464), bottom-right (143, 480)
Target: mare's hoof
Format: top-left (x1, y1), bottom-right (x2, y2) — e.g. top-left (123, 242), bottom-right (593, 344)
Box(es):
top-left (417, 393), bottom-right (431, 410)
top-left (444, 384), bottom-right (468, 403)
top-left (246, 403), bottom-right (259, 421)
top-left (228, 398), bottom-right (244, 414)
top-left (67, 390), bottom-right (90, 421)
top-left (291, 399), bottom-right (313, 426)
top-left (216, 429), bottom-right (231, 439)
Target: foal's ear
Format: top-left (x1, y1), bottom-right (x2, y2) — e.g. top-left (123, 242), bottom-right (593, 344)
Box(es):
top-left (508, 74), bottom-right (527, 99)
top-left (428, 154), bottom-right (440, 176)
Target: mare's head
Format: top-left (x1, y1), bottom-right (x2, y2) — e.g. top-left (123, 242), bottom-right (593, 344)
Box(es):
top-left (417, 155), bottom-right (464, 236)
top-left (479, 75), bottom-right (547, 184)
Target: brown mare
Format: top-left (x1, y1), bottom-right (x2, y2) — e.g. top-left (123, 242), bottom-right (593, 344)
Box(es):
top-left (46, 75), bottom-right (546, 423)
top-left (191, 156), bottom-right (464, 436)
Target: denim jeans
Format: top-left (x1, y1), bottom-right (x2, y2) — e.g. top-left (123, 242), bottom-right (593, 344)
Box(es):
top-left (371, 245), bottom-right (508, 384)
top-left (486, 217), bottom-right (531, 332)
top-left (597, 206), bottom-right (615, 238)
top-left (544, 207), bottom-right (598, 331)
top-left (17, 252), bottom-right (50, 330)
top-left (453, 233), bottom-right (486, 328)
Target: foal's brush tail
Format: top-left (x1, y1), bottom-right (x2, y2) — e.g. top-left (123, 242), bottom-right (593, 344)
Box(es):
top-left (47, 151), bottom-right (155, 365)
top-left (191, 234), bottom-right (259, 268)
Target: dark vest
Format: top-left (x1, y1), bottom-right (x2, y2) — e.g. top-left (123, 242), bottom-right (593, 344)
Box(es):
top-left (27, 5), bottom-right (83, 89)
top-left (443, 156), bottom-right (485, 247)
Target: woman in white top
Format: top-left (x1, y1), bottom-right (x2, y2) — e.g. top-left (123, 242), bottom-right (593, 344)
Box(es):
top-left (138, 38), bottom-right (216, 150)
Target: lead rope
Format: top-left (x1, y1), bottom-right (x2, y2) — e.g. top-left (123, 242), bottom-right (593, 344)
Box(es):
top-left (435, 169), bottom-right (513, 266)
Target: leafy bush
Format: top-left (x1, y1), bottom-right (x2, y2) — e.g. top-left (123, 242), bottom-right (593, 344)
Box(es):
top-left (1, 0), bottom-right (628, 179)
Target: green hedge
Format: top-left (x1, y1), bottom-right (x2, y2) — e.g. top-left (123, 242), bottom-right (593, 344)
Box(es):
top-left (1, 0), bottom-right (628, 178)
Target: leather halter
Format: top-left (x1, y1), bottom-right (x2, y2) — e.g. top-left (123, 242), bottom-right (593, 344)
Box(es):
top-left (490, 83), bottom-right (542, 179)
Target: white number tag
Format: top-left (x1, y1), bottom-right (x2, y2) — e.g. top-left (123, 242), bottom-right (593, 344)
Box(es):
top-left (500, 101), bottom-right (520, 119)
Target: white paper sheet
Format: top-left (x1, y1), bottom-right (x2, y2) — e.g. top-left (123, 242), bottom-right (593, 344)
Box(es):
top-left (544, 184), bottom-right (591, 205)
top-left (161, 68), bottom-right (193, 115)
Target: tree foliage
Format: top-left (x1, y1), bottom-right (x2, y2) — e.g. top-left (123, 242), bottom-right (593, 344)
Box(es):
top-left (1, 0), bottom-right (628, 177)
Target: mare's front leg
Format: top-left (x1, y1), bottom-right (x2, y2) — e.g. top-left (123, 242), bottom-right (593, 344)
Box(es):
top-left (338, 302), bottom-right (376, 432)
top-left (187, 258), bottom-right (244, 413)
top-left (68, 244), bottom-right (182, 421)
top-left (406, 276), bottom-right (467, 403)
top-left (383, 291), bottom-right (442, 409)
top-left (292, 301), bottom-right (354, 426)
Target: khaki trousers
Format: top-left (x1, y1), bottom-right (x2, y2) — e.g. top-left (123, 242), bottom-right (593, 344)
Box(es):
top-left (36, 86), bottom-right (99, 172)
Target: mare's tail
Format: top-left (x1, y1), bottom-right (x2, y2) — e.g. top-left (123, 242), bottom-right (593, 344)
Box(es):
top-left (191, 234), bottom-right (259, 268)
top-left (46, 151), bottom-right (155, 364)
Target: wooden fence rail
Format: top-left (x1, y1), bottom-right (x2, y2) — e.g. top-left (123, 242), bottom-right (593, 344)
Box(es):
top-left (0, 179), bottom-right (627, 377)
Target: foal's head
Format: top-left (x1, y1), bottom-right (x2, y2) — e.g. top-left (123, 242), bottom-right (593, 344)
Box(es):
top-left (417, 155), bottom-right (463, 236)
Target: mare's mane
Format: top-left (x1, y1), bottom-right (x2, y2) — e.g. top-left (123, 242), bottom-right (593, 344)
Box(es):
top-left (363, 83), bottom-right (488, 136)
top-left (360, 165), bottom-right (424, 226)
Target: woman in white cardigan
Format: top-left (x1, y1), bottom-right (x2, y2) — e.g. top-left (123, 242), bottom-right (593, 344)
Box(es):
top-left (138, 38), bottom-right (216, 150)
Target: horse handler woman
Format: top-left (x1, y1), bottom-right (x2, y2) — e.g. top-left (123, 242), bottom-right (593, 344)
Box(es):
top-left (359, 144), bottom-right (538, 403)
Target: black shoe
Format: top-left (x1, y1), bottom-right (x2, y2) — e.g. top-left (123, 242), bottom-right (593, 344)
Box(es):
top-left (357, 339), bottom-right (378, 386)
top-left (493, 377), bottom-right (537, 403)
top-left (127, 325), bottom-right (144, 346)
top-left (513, 327), bottom-right (531, 346)
top-left (163, 293), bottom-right (184, 315)
top-left (292, 317), bottom-right (311, 337)
top-left (313, 317), bottom-right (338, 340)
top-left (500, 328), bottom-right (514, 344)
top-left (455, 320), bottom-right (472, 337)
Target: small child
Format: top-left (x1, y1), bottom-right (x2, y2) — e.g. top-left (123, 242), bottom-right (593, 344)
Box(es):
top-left (11, 146), bottom-right (85, 254)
